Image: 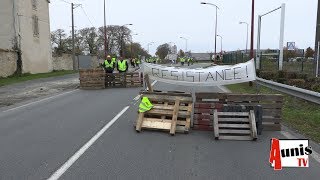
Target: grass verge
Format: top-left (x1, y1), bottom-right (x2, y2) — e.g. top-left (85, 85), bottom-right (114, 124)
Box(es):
top-left (227, 83), bottom-right (320, 143)
top-left (0, 70), bottom-right (77, 87)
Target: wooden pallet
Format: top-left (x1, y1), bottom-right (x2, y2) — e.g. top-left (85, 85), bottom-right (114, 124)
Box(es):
top-left (79, 68), bottom-right (105, 89)
top-left (135, 92), bottom-right (193, 135)
top-left (214, 110), bottom-right (258, 141)
top-left (105, 72), bottom-right (143, 88)
top-left (194, 93), bottom-right (283, 131)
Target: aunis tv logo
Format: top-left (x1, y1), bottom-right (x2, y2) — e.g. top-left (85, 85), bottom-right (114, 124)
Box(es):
top-left (269, 138), bottom-right (312, 170)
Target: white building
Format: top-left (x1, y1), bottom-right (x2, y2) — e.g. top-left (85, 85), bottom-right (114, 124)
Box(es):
top-left (0, 0), bottom-right (52, 77)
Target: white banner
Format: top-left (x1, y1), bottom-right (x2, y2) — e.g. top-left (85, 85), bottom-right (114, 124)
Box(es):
top-left (143, 59), bottom-right (256, 86)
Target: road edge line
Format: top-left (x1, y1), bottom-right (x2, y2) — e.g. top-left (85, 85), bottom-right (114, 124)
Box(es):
top-left (47, 106), bottom-right (130, 180)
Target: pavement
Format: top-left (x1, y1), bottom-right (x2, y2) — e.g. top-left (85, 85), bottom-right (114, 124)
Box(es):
top-left (0, 64), bottom-right (319, 180)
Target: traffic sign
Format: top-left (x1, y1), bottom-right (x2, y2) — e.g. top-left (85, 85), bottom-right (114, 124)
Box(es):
top-left (287, 42), bottom-right (295, 50)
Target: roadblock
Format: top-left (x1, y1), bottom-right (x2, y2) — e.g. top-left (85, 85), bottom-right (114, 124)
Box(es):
top-left (194, 93), bottom-right (283, 133)
top-left (135, 91), bottom-right (193, 135)
top-left (79, 68), bottom-right (143, 89)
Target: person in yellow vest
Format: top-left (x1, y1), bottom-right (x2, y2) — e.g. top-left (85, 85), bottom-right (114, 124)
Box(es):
top-left (117, 56), bottom-right (129, 73)
top-left (103, 55), bottom-right (115, 73)
top-left (135, 58), bottom-right (141, 67)
top-left (179, 57), bottom-right (185, 66)
top-left (139, 97), bottom-right (153, 113)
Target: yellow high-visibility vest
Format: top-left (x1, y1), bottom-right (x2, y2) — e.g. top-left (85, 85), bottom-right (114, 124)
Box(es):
top-left (118, 60), bottom-right (127, 71)
top-left (139, 97), bottom-right (153, 113)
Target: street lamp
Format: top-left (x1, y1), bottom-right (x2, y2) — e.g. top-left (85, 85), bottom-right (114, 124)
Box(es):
top-left (147, 42), bottom-right (155, 54)
top-left (179, 37), bottom-right (188, 53)
top-left (103, 0), bottom-right (107, 59)
top-left (256, 4), bottom-right (285, 70)
top-left (217, 35), bottom-right (223, 55)
top-left (201, 2), bottom-right (219, 63)
top-left (120, 24), bottom-right (133, 57)
top-left (239, 21), bottom-right (249, 54)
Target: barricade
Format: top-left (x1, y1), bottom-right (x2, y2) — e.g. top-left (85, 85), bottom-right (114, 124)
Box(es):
top-left (135, 91), bottom-right (193, 135)
top-left (194, 93), bottom-right (284, 132)
top-left (79, 68), bottom-right (105, 89)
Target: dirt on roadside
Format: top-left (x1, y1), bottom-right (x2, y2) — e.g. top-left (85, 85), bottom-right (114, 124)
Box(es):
top-left (0, 74), bottom-right (79, 108)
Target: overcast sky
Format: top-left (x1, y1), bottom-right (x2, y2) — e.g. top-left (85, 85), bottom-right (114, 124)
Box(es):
top-left (50, 0), bottom-right (318, 55)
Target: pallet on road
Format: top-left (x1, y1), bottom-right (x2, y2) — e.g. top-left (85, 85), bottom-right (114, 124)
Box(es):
top-left (79, 68), bottom-right (105, 89)
top-left (194, 93), bottom-right (283, 131)
top-left (105, 72), bottom-right (143, 88)
top-left (135, 92), bottom-right (193, 135)
top-left (213, 110), bottom-right (257, 141)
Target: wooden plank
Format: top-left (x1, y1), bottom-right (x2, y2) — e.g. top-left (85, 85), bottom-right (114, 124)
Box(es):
top-left (218, 124), bottom-right (250, 128)
top-left (219, 118), bottom-right (249, 122)
top-left (219, 129), bottom-right (251, 134)
top-left (153, 104), bottom-right (189, 111)
top-left (218, 136), bottom-right (253, 141)
top-left (217, 112), bottom-right (250, 116)
top-left (145, 74), bottom-right (153, 92)
top-left (161, 102), bottom-right (168, 120)
top-left (226, 94), bottom-right (283, 101)
top-left (195, 93), bottom-right (227, 100)
top-left (185, 103), bottom-right (193, 132)
top-left (170, 99), bottom-right (180, 135)
top-left (145, 109), bottom-right (190, 118)
top-left (249, 110), bottom-right (258, 140)
top-left (135, 112), bottom-right (144, 132)
top-left (213, 109), bottom-right (219, 139)
top-left (145, 95), bottom-right (193, 103)
top-left (143, 118), bottom-right (186, 126)
top-left (226, 103), bottom-right (283, 109)
top-left (142, 120), bottom-right (171, 130)
top-left (194, 108), bottom-right (214, 114)
top-left (263, 109), bottom-right (282, 117)
top-left (262, 117), bottom-right (281, 123)
top-left (142, 91), bottom-right (192, 97)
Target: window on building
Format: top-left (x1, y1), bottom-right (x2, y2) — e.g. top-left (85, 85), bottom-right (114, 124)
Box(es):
top-left (32, 15), bottom-right (39, 37)
top-left (32, 0), bottom-right (38, 10)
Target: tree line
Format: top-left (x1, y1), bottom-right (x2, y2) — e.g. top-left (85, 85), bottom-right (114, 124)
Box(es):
top-left (51, 26), bottom-right (150, 58)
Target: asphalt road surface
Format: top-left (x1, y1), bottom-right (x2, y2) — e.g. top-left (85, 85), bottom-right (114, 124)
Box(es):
top-left (0, 71), bottom-right (319, 179)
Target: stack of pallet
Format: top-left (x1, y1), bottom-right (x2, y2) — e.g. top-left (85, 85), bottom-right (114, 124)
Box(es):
top-left (135, 91), bottom-right (193, 135)
top-left (194, 93), bottom-right (283, 132)
top-left (79, 68), bottom-right (105, 89)
top-left (105, 72), bottom-right (143, 88)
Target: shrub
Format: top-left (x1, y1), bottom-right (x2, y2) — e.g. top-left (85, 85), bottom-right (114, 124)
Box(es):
top-left (276, 78), bottom-right (287, 84)
top-left (259, 71), bottom-right (277, 80)
top-left (286, 72), bottom-right (298, 79)
top-left (311, 83), bottom-right (320, 92)
top-left (277, 70), bottom-right (287, 79)
top-left (287, 79), bottom-right (306, 88)
top-left (296, 73), bottom-right (308, 80)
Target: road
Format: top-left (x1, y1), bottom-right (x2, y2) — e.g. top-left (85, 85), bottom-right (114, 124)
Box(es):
top-left (0, 66), bottom-right (319, 179)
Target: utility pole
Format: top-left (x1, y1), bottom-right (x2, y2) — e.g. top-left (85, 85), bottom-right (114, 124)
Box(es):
top-left (250, 0), bottom-right (255, 59)
top-left (104, 0), bottom-right (107, 59)
top-left (71, 3), bottom-right (81, 70)
top-left (315, 0), bottom-right (320, 77)
top-left (71, 3), bottom-right (75, 70)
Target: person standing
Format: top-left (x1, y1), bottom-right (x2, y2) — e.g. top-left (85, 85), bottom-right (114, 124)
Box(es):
top-left (117, 56), bottom-right (129, 73)
top-left (103, 55), bottom-right (115, 73)
top-left (180, 57), bottom-right (185, 66)
top-left (103, 55), bottom-right (115, 86)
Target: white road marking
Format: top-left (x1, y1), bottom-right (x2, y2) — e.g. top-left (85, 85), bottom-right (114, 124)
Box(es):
top-left (47, 106), bottom-right (130, 180)
top-left (151, 80), bottom-right (158, 86)
top-left (2, 89), bottom-right (79, 113)
top-left (281, 131), bottom-right (320, 164)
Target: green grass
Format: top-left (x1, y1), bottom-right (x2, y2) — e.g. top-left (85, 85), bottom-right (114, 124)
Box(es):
top-left (0, 70), bottom-right (77, 87)
top-left (227, 83), bottom-right (320, 143)
top-left (260, 60), bottom-right (315, 77)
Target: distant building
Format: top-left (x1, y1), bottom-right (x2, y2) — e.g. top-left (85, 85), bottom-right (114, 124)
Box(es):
top-left (191, 53), bottom-right (212, 61)
top-left (0, 0), bottom-right (52, 77)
